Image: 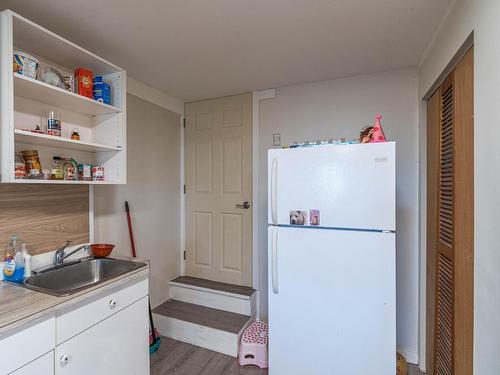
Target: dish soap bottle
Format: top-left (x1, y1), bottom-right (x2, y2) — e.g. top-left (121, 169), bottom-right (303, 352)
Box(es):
top-left (3, 235), bottom-right (25, 282)
top-left (22, 243), bottom-right (31, 278)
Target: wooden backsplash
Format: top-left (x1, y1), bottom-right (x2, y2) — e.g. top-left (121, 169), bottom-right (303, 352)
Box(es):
top-left (0, 185), bottom-right (89, 255)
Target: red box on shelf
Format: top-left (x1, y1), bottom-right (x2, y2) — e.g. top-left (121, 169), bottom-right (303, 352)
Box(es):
top-left (75, 68), bottom-right (93, 98)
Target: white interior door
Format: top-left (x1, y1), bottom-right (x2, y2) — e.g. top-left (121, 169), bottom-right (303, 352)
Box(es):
top-left (185, 93), bottom-right (252, 286)
top-left (268, 226), bottom-right (395, 375)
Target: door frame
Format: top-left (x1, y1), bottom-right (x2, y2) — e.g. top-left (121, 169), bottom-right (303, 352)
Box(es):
top-left (179, 90), bottom-right (276, 318)
top-left (418, 32), bottom-right (474, 371)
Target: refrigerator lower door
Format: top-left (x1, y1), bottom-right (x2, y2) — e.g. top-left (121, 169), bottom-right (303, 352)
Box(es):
top-left (268, 226), bottom-right (395, 375)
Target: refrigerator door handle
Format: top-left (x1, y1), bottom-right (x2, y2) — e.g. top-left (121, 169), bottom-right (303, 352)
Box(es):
top-left (271, 158), bottom-right (278, 225)
top-left (272, 226), bottom-right (279, 294)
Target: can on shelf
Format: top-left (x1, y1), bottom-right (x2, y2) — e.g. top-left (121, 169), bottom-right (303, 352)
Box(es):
top-left (14, 152), bottom-right (26, 179)
top-left (79, 164), bottom-right (92, 181)
top-left (92, 166), bottom-right (104, 181)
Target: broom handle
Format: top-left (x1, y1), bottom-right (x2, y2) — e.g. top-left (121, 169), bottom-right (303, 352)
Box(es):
top-left (125, 201), bottom-right (137, 258)
top-left (148, 300), bottom-right (157, 341)
top-left (125, 201), bottom-right (157, 341)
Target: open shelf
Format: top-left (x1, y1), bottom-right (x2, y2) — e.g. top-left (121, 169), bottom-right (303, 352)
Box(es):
top-left (13, 179), bottom-right (114, 185)
top-left (15, 129), bottom-right (122, 152)
top-left (1, 10), bottom-right (127, 184)
top-left (12, 12), bottom-right (121, 75)
top-left (14, 73), bottom-right (122, 116)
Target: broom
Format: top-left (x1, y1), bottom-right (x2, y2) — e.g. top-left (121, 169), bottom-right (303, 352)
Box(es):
top-left (125, 201), bottom-right (161, 355)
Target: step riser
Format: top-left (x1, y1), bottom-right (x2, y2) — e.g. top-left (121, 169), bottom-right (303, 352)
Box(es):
top-left (154, 313), bottom-right (241, 357)
top-left (170, 284), bottom-right (256, 316)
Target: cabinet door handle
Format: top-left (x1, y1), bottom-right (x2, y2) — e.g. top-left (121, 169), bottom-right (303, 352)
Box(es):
top-left (109, 299), bottom-right (117, 309)
top-left (272, 226), bottom-right (279, 294)
top-left (60, 354), bottom-right (70, 367)
top-left (271, 158), bottom-right (278, 224)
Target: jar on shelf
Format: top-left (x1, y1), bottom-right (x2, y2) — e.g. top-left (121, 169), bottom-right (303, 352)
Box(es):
top-left (20, 150), bottom-right (43, 179)
top-left (52, 156), bottom-right (64, 180)
top-left (14, 153), bottom-right (26, 179)
top-left (47, 110), bottom-right (61, 137)
top-left (71, 128), bottom-right (80, 141)
top-left (63, 158), bottom-right (79, 181)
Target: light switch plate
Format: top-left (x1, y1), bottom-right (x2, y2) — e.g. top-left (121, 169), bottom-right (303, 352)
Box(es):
top-left (273, 133), bottom-right (281, 146)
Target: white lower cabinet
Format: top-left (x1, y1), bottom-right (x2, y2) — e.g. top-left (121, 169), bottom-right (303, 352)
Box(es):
top-left (9, 351), bottom-right (54, 375)
top-left (1, 278), bottom-right (149, 375)
top-left (55, 296), bottom-right (149, 375)
top-left (0, 317), bottom-right (55, 375)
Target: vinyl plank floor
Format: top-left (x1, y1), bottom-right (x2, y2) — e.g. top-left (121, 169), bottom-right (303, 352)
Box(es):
top-left (150, 337), bottom-right (267, 375)
top-left (151, 336), bottom-right (424, 375)
top-left (409, 364), bottom-right (425, 375)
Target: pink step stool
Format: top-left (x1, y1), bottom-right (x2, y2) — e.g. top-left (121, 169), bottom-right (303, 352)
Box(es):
top-left (239, 321), bottom-right (268, 369)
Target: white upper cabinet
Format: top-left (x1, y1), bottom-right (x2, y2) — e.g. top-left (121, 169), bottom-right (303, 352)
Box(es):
top-left (0, 10), bottom-right (127, 184)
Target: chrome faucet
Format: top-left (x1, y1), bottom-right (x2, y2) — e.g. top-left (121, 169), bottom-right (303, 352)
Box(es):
top-left (54, 241), bottom-right (90, 265)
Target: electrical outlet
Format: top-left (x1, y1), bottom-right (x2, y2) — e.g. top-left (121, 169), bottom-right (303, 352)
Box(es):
top-left (273, 133), bottom-right (281, 146)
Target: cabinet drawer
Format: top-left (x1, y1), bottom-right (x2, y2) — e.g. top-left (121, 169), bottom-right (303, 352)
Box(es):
top-left (55, 297), bottom-right (149, 375)
top-left (56, 279), bottom-right (148, 344)
top-left (9, 351), bottom-right (54, 375)
top-left (0, 318), bottom-right (55, 374)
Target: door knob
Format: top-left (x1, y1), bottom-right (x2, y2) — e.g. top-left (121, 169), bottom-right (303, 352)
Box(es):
top-left (235, 201), bottom-right (251, 209)
top-left (60, 354), bottom-right (70, 367)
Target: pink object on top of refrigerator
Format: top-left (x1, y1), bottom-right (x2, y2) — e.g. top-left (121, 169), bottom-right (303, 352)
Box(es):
top-left (370, 114), bottom-right (387, 143)
top-left (267, 142), bottom-right (396, 375)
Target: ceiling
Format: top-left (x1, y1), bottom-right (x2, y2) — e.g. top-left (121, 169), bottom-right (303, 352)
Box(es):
top-left (1, 0), bottom-right (451, 102)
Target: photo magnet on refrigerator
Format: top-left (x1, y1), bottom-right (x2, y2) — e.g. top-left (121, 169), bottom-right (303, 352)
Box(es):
top-left (290, 211), bottom-right (307, 225)
top-left (310, 209), bottom-right (320, 226)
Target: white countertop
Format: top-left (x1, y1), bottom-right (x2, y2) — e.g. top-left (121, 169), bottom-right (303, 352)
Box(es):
top-left (0, 256), bottom-right (149, 338)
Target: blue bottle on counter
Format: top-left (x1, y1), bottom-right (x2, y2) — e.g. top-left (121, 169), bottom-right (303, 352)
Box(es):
top-left (3, 235), bottom-right (25, 283)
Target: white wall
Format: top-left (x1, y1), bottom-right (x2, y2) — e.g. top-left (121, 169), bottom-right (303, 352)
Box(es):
top-left (127, 76), bottom-right (184, 115)
top-left (418, 0), bottom-right (500, 373)
top-left (94, 94), bottom-right (181, 308)
top-left (258, 68), bottom-right (420, 361)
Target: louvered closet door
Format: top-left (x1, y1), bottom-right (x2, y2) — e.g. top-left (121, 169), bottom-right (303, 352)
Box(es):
top-left (435, 75), bottom-right (455, 375)
top-left (426, 47), bottom-right (473, 375)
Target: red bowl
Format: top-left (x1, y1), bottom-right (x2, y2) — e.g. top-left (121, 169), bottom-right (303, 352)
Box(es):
top-left (90, 243), bottom-right (115, 258)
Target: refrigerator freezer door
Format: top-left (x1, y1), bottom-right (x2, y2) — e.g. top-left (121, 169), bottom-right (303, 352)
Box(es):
top-left (268, 226), bottom-right (395, 375)
top-left (268, 142), bottom-right (395, 231)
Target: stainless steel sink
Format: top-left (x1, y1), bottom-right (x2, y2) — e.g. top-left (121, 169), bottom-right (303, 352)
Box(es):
top-left (22, 258), bottom-right (147, 296)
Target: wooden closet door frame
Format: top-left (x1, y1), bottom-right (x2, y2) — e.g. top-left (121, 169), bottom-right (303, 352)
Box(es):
top-left (426, 88), bottom-right (440, 375)
top-left (452, 47), bottom-right (474, 375)
top-left (425, 47), bottom-right (474, 375)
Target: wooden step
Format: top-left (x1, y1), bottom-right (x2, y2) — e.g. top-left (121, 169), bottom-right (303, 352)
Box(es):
top-left (153, 300), bottom-right (252, 357)
top-left (169, 277), bottom-right (256, 315)
top-left (171, 276), bottom-right (255, 296)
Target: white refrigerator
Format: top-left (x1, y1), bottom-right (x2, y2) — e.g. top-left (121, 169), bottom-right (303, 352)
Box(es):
top-left (267, 142), bottom-right (396, 375)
